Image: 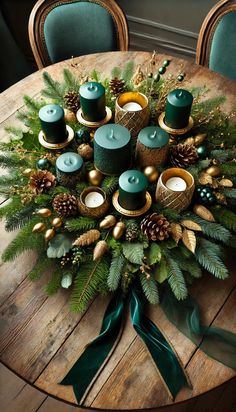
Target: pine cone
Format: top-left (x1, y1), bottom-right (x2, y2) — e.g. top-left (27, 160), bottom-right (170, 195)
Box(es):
top-left (60, 251), bottom-right (73, 266)
top-left (140, 213), bottom-right (171, 241)
top-left (53, 193), bottom-right (78, 217)
top-left (64, 90), bottom-right (80, 113)
top-left (125, 220), bottom-right (139, 242)
top-left (29, 170), bottom-right (56, 194)
top-left (73, 229), bottom-right (100, 247)
top-left (109, 77), bottom-right (126, 96)
top-left (170, 144), bottom-right (198, 168)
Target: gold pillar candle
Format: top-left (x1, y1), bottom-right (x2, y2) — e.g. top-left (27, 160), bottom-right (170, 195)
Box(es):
top-left (135, 126), bottom-right (169, 167)
top-left (115, 92), bottom-right (150, 138)
top-left (155, 168), bottom-right (195, 211)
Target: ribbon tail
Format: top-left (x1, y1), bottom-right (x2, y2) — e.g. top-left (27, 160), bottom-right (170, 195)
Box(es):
top-left (161, 289), bottom-right (236, 370)
top-left (60, 291), bottom-right (125, 404)
top-left (130, 288), bottom-right (189, 400)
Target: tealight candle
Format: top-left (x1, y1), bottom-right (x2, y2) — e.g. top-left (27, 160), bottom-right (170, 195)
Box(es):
top-left (39, 104), bottom-right (67, 144)
top-left (118, 170), bottom-right (148, 210)
top-left (78, 187), bottom-right (110, 218)
top-left (56, 152), bottom-right (83, 187)
top-left (79, 82), bottom-right (106, 122)
top-left (164, 89), bottom-right (193, 129)
top-left (165, 177), bottom-right (187, 191)
top-left (84, 192), bottom-right (104, 208)
top-left (94, 124), bottom-right (131, 175)
top-left (136, 126), bottom-right (169, 167)
top-left (122, 102), bottom-right (142, 111)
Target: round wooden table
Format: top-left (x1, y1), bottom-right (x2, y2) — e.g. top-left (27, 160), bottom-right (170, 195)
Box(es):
top-left (0, 51), bottom-right (235, 412)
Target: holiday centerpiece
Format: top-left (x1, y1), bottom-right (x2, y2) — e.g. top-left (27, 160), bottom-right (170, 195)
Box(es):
top-left (0, 52), bottom-right (236, 404)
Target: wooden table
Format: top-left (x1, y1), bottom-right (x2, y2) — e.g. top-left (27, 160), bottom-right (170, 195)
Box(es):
top-left (0, 51), bottom-right (236, 412)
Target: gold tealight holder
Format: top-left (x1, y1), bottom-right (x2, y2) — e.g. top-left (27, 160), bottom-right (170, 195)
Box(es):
top-left (78, 187), bottom-right (110, 218)
top-left (158, 112), bottom-right (194, 137)
top-left (38, 125), bottom-right (74, 150)
top-left (115, 92), bottom-right (150, 138)
top-left (155, 168), bottom-right (195, 212)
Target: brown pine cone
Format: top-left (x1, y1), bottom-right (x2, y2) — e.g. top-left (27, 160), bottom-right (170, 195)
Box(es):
top-left (170, 143), bottom-right (198, 168)
top-left (109, 77), bottom-right (126, 96)
top-left (29, 170), bottom-right (56, 194)
top-left (64, 90), bottom-right (80, 113)
top-left (53, 193), bottom-right (78, 217)
top-left (141, 213), bottom-right (171, 241)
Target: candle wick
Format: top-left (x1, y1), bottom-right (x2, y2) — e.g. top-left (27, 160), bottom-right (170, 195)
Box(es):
top-left (109, 129), bottom-right (115, 139)
top-left (149, 131), bottom-right (157, 139)
top-left (177, 91), bottom-right (183, 98)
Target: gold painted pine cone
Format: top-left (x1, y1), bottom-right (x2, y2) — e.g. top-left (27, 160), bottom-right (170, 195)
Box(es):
top-left (53, 193), bottom-right (78, 217)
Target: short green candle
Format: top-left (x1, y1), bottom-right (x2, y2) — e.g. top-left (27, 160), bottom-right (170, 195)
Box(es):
top-left (94, 124), bottom-right (131, 175)
top-left (136, 126), bottom-right (169, 167)
top-left (165, 89), bottom-right (193, 129)
top-left (119, 170), bottom-right (148, 210)
top-left (56, 152), bottom-right (83, 187)
top-left (39, 104), bottom-right (67, 144)
top-left (79, 82), bottom-right (106, 122)
top-left (138, 126), bottom-right (169, 148)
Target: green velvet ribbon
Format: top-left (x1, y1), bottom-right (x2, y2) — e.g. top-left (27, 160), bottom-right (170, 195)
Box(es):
top-left (60, 292), bottom-right (125, 404)
top-left (160, 290), bottom-right (236, 370)
top-left (130, 288), bottom-right (190, 399)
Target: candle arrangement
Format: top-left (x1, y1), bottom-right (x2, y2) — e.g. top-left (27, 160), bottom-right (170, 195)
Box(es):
top-left (135, 126), bottom-right (169, 167)
top-left (115, 91), bottom-right (150, 138)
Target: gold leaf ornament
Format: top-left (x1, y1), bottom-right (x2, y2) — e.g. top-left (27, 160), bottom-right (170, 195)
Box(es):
top-left (93, 240), bottom-right (108, 261)
top-left (73, 229), bottom-right (100, 246)
top-left (181, 219), bottom-right (202, 231)
top-left (193, 204), bottom-right (215, 222)
top-left (219, 178), bottom-right (233, 188)
top-left (199, 172), bottom-right (213, 185)
top-left (182, 229), bottom-right (196, 254)
top-left (170, 222), bottom-right (182, 244)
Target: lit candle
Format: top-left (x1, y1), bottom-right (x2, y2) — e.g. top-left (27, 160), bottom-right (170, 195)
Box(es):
top-left (94, 124), bottom-right (131, 175)
top-left (164, 89), bottom-right (193, 129)
top-left (84, 192), bottom-right (104, 208)
top-left (118, 170), bottom-right (148, 210)
top-left (79, 82), bottom-right (106, 122)
top-left (165, 177), bottom-right (187, 191)
top-left (136, 126), bottom-right (169, 167)
top-left (122, 102), bottom-right (142, 111)
top-left (56, 152), bottom-right (83, 187)
top-left (39, 104), bottom-right (67, 144)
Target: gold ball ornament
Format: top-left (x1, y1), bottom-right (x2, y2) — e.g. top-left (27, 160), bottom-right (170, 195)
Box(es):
top-left (99, 215), bottom-right (117, 229)
top-left (112, 221), bottom-right (126, 240)
top-left (22, 168), bottom-right (33, 177)
top-left (35, 208), bottom-right (52, 218)
top-left (143, 166), bottom-right (159, 183)
top-left (184, 137), bottom-right (195, 146)
top-left (205, 165), bottom-right (221, 177)
top-left (44, 228), bottom-right (56, 242)
top-left (78, 143), bottom-right (94, 160)
top-left (64, 108), bottom-right (77, 122)
top-left (52, 217), bottom-right (63, 228)
top-left (194, 133), bottom-right (207, 146)
top-left (88, 169), bottom-right (103, 186)
top-left (32, 222), bottom-right (46, 233)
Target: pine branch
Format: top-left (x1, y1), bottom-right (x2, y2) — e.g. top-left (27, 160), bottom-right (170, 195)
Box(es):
top-left (151, 204), bottom-right (181, 221)
top-left (221, 162), bottom-right (236, 176)
top-left (5, 204), bottom-right (36, 231)
top-left (171, 249), bottom-right (202, 279)
top-left (140, 273), bottom-right (159, 304)
top-left (0, 174), bottom-right (25, 188)
top-left (23, 95), bottom-right (42, 112)
top-left (223, 188), bottom-right (236, 199)
top-left (0, 196), bottom-right (23, 220)
top-left (2, 217), bottom-right (45, 262)
top-left (107, 254), bottom-right (126, 291)
top-left (187, 213), bottom-right (231, 244)
top-left (65, 217), bottom-right (97, 232)
top-left (101, 176), bottom-right (119, 196)
top-left (122, 61), bottom-right (134, 83)
top-left (0, 153), bottom-right (28, 169)
top-left (195, 238), bottom-right (228, 279)
top-left (5, 126), bottom-right (23, 141)
top-left (111, 66), bottom-right (121, 79)
top-left (63, 68), bottom-right (80, 92)
top-left (28, 253), bottom-right (52, 280)
top-left (69, 259), bottom-right (109, 312)
top-left (211, 206), bottom-right (236, 232)
top-left (41, 71), bottom-right (65, 102)
top-left (45, 265), bottom-right (65, 295)
top-left (164, 253), bottom-right (188, 300)
top-left (90, 69), bottom-right (100, 82)
top-left (210, 149), bottom-right (236, 162)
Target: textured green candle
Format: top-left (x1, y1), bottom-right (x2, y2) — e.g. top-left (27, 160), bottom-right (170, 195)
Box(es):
top-left (138, 126), bottom-right (169, 148)
top-left (39, 104), bottom-right (67, 144)
top-left (79, 82), bottom-right (106, 122)
top-left (119, 170), bottom-right (148, 210)
top-left (165, 89), bottom-right (193, 129)
top-left (136, 126), bottom-right (169, 167)
top-left (94, 124), bottom-right (131, 175)
top-left (56, 152), bottom-right (83, 187)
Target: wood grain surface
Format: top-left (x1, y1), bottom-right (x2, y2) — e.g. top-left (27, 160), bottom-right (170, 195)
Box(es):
top-left (0, 51), bottom-right (236, 411)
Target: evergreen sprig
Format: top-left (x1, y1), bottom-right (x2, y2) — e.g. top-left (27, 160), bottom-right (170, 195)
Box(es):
top-left (0, 153), bottom-right (28, 169)
top-left (0, 196), bottom-right (24, 220)
top-left (5, 204), bottom-right (36, 231)
top-left (107, 254), bottom-right (126, 291)
top-left (65, 217), bottom-right (97, 232)
top-left (140, 274), bottom-right (159, 304)
top-left (195, 238), bottom-right (228, 279)
top-left (41, 71), bottom-right (65, 102)
top-left (101, 176), bottom-right (119, 195)
top-left (45, 265), bottom-right (66, 295)
top-left (187, 214), bottom-right (232, 244)
top-left (221, 162), bottom-right (236, 176)
top-left (63, 68), bottom-right (80, 92)
top-left (164, 253), bottom-right (188, 300)
top-left (211, 206), bottom-right (236, 232)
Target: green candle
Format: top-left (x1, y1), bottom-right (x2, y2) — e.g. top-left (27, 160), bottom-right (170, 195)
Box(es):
top-left (119, 170), bottom-right (148, 210)
top-left (56, 152), bottom-right (83, 187)
top-left (136, 126), bottom-right (169, 167)
top-left (79, 82), bottom-right (106, 122)
top-left (94, 124), bottom-right (131, 175)
top-left (165, 89), bottom-right (193, 129)
top-left (39, 104), bottom-right (67, 144)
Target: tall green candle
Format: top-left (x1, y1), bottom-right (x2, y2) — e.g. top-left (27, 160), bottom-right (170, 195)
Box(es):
top-left (165, 89), bottom-right (193, 129)
top-left (79, 82), bottom-right (106, 122)
top-left (94, 124), bottom-right (131, 175)
top-left (39, 104), bottom-right (67, 144)
top-left (136, 126), bottom-right (169, 167)
top-left (118, 170), bottom-right (148, 210)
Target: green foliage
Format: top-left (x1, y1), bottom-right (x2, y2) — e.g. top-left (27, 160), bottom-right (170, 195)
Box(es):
top-left (147, 243), bottom-right (162, 265)
top-left (23, 95), bottom-right (42, 112)
top-left (165, 253), bottom-right (188, 300)
top-left (0, 196), bottom-right (23, 220)
top-left (107, 254), bottom-right (126, 291)
top-left (0, 174), bottom-right (25, 188)
top-left (121, 61), bottom-right (134, 84)
top-left (151, 204), bottom-right (181, 221)
top-left (221, 162), bottom-right (236, 176)
top-left (154, 258), bottom-right (168, 283)
top-left (41, 71), bottom-right (65, 102)
top-left (140, 273), bottom-right (159, 304)
top-left (188, 214), bottom-right (231, 244)
top-left (171, 249), bottom-right (202, 279)
top-left (195, 238), bottom-right (228, 279)
top-left (69, 259), bottom-right (109, 312)
top-left (0, 152), bottom-right (28, 169)
top-left (34, 194), bottom-right (52, 206)
top-left (5, 126), bottom-right (23, 141)
top-left (5, 204), bottom-right (36, 231)
top-left (63, 68), bottom-right (80, 92)
top-left (122, 242), bottom-right (144, 265)
top-left (28, 254), bottom-right (52, 280)
top-left (2, 217), bottom-right (45, 262)
top-left (186, 159), bottom-right (211, 180)
top-left (107, 238), bottom-right (122, 257)
top-left (210, 149), bottom-right (236, 162)
top-left (101, 176), bottom-right (119, 195)
top-left (111, 66), bottom-right (121, 79)
top-left (45, 265), bottom-right (65, 295)
top-left (223, 188), bottom-right (236, 199)
top-left (211, 206), bottom-right (236, 232)
top-left (90, 69), bottom-right (100, 82)
top-left (76, 181), bottom-right (88, 194)
top-left (65, 217), bottom-right (97, 232)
